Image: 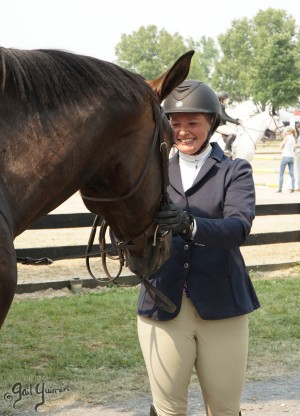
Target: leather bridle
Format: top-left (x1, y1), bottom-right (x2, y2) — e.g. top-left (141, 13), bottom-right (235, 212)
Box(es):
top-left (80, 105), bottom-right (176, 313)
top-left (238, 111), bottom-right (285, 150)
top-left (269, 112), bottom-right (285, 135)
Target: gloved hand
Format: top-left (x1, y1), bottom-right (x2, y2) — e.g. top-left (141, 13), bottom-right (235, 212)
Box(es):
top-left (236, 118), bottom-right (241, 125)
top-left (154, 203), bottom-right (194, 240)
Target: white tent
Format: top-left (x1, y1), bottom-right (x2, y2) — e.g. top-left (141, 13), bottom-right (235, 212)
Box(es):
top-left (278, 109), bottom-right (294, 123)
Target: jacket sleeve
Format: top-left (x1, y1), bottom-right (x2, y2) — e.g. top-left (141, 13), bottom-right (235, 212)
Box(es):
top-left (221, 105), bottom-right (239, 125)
top-left (193, 159), bottom-right (255, 248)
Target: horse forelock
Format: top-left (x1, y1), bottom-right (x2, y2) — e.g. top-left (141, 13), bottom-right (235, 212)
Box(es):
top-left (0, 47), bottom-right (156, 111)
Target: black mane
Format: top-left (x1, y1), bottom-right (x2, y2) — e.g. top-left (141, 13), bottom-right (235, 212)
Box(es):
top-left (0, 47), bottom-right (156, 109)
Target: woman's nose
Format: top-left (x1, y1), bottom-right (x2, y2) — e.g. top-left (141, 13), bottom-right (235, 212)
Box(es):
top-left (178, 126), bottom-right (188, 135)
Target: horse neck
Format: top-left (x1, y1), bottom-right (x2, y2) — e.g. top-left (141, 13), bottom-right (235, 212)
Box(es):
top-left (0, 109), bottom-right (98, 237)
top-left (242, 111), bottom-right (269, 144)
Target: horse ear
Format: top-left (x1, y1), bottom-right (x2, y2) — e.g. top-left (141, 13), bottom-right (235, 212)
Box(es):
top-left (147, 50), bottom-right (194, 103)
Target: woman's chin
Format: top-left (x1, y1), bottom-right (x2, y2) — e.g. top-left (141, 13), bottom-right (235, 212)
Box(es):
top-left (179, 146), bottom-right (197, 154)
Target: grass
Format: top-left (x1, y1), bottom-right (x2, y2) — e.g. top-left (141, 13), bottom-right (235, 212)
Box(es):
top-left (0, 272), bottom-right (299, 414)
top-left (247, 275), bottom-right (300, 379)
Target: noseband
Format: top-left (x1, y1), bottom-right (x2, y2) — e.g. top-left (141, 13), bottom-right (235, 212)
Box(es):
top-left (269, 112), bottom-right (285, 134)
top-left (80, 105), bottom-right (170, 245)
top-left (80, 106), bottom-right (175, 313)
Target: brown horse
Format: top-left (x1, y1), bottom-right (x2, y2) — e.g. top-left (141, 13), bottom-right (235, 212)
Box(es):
top-left (0, 47), bottom-right (194, 327)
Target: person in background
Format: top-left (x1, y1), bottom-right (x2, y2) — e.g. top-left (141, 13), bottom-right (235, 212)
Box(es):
top-left (295, 123), bottom-right (300, 191)
top-left (217, 91), bottom-right (241, 157)
top-left (137, 80), bottom-right (260, 416)
top-left (277, 125), bottom-right (296, 193)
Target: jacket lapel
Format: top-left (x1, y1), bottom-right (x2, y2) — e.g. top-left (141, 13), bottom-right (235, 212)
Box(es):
top-left (169, 143), bottom-right (224, 194)
top-left (191, 143), bottom-right (223, 188)
top-left (169, 153), bottom-right (184, 195)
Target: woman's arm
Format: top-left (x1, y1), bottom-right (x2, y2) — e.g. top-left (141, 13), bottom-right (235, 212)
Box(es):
top-left (279, 136), bottom-right (287, 149)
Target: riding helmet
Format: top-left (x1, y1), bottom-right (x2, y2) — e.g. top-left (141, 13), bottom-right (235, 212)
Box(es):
top-left (217, 91), bottom-right (229, 100)
top-left (163, 80), bottom-right (222, 135)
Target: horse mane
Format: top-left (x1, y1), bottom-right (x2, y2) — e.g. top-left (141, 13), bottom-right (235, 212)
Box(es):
top-left (0, 47), bottom-right (156, 110)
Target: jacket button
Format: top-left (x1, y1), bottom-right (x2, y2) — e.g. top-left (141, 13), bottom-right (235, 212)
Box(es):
top-left (184, 244), bottom-right (189, 250)
top-left (184, 263), bottom-right (189, 269)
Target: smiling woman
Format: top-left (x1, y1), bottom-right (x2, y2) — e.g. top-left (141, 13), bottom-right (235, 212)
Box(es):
top-left (136, 79), bottom-right (260, 416)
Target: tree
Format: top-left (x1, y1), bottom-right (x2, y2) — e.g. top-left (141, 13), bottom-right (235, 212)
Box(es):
top-left (212, 8), bottom-right (300, 110)
top-left (251, 34), bottom-right (299, 110)
top-left (115, 25), bottom-right (188, 80)
top-left (186, 36), bottom-right (219, 82)
top-left (212, 18), bottom-right (252, 103)
top-left (114, 26), bottom-right (218, 82)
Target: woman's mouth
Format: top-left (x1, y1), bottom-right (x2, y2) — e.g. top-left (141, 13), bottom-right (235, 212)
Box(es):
top-left (178, 138), bottom-right (195, 144)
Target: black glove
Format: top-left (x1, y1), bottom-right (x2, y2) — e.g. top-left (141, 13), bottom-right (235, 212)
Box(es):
top-left (236, 118), bottom-right (241, 125)
top-left (154, 203), bottom-right (194, 240)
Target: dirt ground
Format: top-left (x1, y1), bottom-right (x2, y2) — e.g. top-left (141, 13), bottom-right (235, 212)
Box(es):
top-left (11, 148), bottom-right (300, 415)
top-left (17, 370), bottom-right (300, 416)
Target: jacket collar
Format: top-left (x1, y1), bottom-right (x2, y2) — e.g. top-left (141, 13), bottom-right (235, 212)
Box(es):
top-left (169, 142), bottom-right (223, 194)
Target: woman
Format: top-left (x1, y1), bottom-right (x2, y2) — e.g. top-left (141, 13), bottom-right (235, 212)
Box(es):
top-left (295, 123), bottom-right (300, 191)
top-left (277, 125), bottom-right (296, 193)
top-left (137, 80), bottom-right (260, 416)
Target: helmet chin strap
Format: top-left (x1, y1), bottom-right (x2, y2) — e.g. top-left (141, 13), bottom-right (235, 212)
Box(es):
top-left (192, 129), bottom-right (214, 155)
top-left (192, 138), bottom-right (210, 155)
top-left (192, 114), bottom-right (219, 155)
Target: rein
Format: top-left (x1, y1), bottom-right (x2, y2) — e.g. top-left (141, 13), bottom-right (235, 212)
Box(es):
top-left (80, 106), bottom-right (174, 313)
top-left (17, 106), bottom-right (175, 313)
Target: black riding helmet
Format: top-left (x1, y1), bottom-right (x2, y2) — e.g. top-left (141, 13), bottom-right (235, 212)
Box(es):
top-left (217, 91), bottom-right (229, 100)
top-left (163, 80), bottom-right (222, 152)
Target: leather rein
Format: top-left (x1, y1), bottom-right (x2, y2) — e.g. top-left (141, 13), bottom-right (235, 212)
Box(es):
top-left (79, 106), bottom-right (176, 313)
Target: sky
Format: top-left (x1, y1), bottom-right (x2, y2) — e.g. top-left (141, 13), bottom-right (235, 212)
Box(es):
top-left (1, 0), bottom-right (299, 64)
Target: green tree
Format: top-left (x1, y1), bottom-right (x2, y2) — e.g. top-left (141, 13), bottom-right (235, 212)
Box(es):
top-left (212, 8), bottom-right (300, 110)
top-left (212, 18), bottom-right (252, 103)
top-left (187, 36), bottom-right (219, 81)
top-left (114, 26), bottom-right (218, 82)
top-left (115, 25), bottom-right (188, 79)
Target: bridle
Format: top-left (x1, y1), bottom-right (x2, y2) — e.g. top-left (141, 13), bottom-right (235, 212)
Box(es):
top-left (268, 109), bottom-right (286, 135)
top-left (237, 111), bottom-right (285, 151)
top-left (80, 105), bottom-right (176, 313)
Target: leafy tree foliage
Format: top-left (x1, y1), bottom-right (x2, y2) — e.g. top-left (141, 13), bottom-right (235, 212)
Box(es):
top-left (114, 10), bottom-right (300, 110)
top-left (186, 36), bottom-right (219, 81)
top-left (115, 26), bottom-right (218, 82)
top-left (212, 8), bottom-right (300, 110)
top-left (115, 25), bottom-right (187, 79)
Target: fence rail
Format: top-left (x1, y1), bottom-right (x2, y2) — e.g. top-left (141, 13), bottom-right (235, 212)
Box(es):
top-left (15, 203), bottom-right (300, 293)
top-left (16, 203), bottom-right (300, 261)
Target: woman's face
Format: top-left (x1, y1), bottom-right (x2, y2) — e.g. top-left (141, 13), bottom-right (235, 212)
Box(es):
top-left (169, 112), bottom-right (212, 155)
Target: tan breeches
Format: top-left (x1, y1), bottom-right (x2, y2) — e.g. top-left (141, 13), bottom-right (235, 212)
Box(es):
top-left (138, 296), bottom-right (248, 416)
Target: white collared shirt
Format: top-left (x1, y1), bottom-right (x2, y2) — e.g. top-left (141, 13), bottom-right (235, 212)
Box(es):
top-left (179, 145), bottom-right (212, 192)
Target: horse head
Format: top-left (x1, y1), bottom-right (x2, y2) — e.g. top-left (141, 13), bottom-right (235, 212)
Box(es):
top-left (80, 51), bottom-right (194, 279)
top-left (0, 47), bottom-right (194, 325)
top-left (268, 108), bottom-right (285, 139)
top-left (232, 108), bottom-right (286, 161)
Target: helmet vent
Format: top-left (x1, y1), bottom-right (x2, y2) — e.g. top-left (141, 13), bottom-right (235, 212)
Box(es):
top-left (173, 81), bottom-right (201, 101)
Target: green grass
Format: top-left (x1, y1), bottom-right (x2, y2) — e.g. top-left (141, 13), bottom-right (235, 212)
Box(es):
top-left (0, 275), bottom-right (299, 414)
top-left (247, 277), bottom-right (300, 379)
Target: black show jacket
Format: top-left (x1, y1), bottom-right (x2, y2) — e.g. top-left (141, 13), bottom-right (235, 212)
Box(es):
top-left (138, 142), bottom-right (260, 320)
